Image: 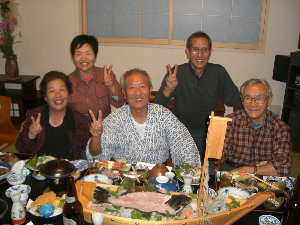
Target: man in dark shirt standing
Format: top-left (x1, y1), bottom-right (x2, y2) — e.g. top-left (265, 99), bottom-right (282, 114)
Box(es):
top-left (155, 31), bottom-right (242, 159)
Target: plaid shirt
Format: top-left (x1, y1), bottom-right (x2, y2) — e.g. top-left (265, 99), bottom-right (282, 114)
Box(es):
top-left (218, 109), bottom-right (292, 176)
top-left (68, 66), bottom-right (125, 121)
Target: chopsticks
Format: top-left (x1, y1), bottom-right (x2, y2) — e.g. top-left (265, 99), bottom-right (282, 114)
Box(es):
top-left (246, 173), bottom-right (279, 190)
top-left (131, 165), bottom-right (140, 183)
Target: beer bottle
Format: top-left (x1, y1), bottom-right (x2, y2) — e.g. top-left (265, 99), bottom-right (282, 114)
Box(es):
top-left (63, 176), bottom-right (85, 225)
top-left (281, 175), bottom-right (300, 224)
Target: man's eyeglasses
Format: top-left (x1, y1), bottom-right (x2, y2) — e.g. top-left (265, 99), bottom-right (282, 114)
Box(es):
top-left (242, 96), bottom-right (269, 104)
top-left (190, 47), bottom-right (210, 54)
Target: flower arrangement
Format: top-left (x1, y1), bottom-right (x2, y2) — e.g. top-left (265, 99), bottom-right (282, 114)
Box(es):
top-left (0, 0), bottom-right (21, 58)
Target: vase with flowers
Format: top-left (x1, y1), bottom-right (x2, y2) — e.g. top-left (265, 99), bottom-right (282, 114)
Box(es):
top-left (0, 0), bottom-right (21, 80)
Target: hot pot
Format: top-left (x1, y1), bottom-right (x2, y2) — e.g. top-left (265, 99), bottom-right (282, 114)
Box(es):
top-left (38, 159), bottom-right (77, 194)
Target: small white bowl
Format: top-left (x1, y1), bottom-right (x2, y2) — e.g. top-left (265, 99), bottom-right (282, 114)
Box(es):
top-left (32, 171), bottom-right (46, 181)
top-left (7, 174), bottom-right (26, 185)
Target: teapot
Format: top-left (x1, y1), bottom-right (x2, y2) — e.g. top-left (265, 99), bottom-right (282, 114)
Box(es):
top-left (149, 163), bottom-right (169, 178)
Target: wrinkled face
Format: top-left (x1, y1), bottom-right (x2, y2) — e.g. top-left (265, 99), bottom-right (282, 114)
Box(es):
top-left (123, 73), bottom-right (153, 113)
top-left (73, 44), bottom-right (96, 77)
top-left (242, 83), bottom-right (273, 125)
top-left (185, 37), bottom-right (212, 74)
top-left (44, 79), bottom-right (69, 113)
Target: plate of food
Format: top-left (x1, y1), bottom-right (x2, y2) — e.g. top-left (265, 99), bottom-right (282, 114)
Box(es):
top-left (26, 191), bottom-right (65, 217)
top-left (81, 174), bottom-right (113, 185)
top-left (0, 162), bottom-right (12, 181)
top-left (217, 187), bottom-right (251, 199)
top-left (98, 160), bottom-right (130, 171)
top-left (27, 155), bottom-right (56, 172)
top-left (174, 162), bottom-right (202, 185)
top-left (71, 160), bottom-right (88, 172)
top-left (5, 184), bottom-right (31, 198)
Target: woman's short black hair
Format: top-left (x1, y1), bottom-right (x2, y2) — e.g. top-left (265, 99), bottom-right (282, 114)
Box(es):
top-left (70, 34), bottom-right (98, 58)
top-left (40, 71), bottom-right (73, 97)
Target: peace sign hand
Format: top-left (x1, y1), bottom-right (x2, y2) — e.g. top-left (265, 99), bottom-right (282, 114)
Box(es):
top-left (103, 64), bottom-right (114, 88)
top-left (89, 110), bottom-right (103, 138)
top-left (28, 113), bottom-right (43, 139)
top-left (165, 64), bottom-right (178, 91)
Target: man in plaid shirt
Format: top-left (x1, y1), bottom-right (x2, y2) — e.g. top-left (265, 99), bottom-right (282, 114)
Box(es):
top-left (214, 78), bottom-right (292, 177)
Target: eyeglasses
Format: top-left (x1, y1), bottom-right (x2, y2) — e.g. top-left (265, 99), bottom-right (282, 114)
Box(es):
top-left (242, 96), bottom-right (269, 104)
top-left (190, 47), bottom-right (210, 54)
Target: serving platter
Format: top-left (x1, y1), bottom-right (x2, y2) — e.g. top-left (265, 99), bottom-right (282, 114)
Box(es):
top-left (27, 204), bottom-right (62, 218)
top-left (5, 184), bottom-right (31, 198)
top-left (76, 180), bottom-right (274, 225)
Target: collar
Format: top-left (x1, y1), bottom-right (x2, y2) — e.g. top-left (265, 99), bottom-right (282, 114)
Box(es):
top-left (40, 105), bottom-right (76, 131)
top-left (188, 60), bottom-right (208, 79)
top-left (239, 110), bottom-right (269, 131)
top-left (72, 67), bottom-right (101, 88)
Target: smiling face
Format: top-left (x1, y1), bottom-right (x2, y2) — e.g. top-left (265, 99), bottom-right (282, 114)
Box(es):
top-left (73, 44), bottom-right (96, 78)
top-left (44, 79), bottom-right (69, 113)
top-left (242, 83), bottom-right (273, 125)
top-left (185, 37), bottom-right (212, 76)
top-left (123, 72), bottom-right (153, 114)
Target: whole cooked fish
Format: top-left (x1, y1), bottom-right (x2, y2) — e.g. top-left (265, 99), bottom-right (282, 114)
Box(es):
top-left (93, 186), bottom-right (191, 215)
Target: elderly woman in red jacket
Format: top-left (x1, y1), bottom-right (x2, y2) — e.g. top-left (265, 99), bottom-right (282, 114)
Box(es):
top-left (16, 71), bottom-right (91, 160)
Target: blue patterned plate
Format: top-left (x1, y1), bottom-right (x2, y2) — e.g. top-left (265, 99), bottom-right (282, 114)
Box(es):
top-left (81, 174), bottom-right (113, 185)
top-left (209, 188), bottom-right (217, 196)
top-left (259, 215), bottom-right (280, 225)
top-left (5, 184), bottom-right (31, 198)
top-left (217, 187), bottom-right (250, 199)
top-left (148, 176), bottom-right (179, 192)
top-left (71, 160), bottom-right (88, 172)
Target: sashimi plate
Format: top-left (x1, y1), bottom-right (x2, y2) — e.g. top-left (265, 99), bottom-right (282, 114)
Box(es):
top-left (71, 160), bottom-right (88, 172)
top-left (217, 187), bottom-right (250, 199)
top-left (5, 184), bottom-right (31, 198)
top-left (81, 174), bottom-right (113, 185)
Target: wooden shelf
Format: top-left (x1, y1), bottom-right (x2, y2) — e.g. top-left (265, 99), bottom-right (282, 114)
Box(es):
top-left (0, 74), bottom-right (45, 125)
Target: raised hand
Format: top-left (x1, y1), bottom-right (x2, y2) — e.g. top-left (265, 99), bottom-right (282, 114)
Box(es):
top-left (89, 110), bottom-right (103, 138)
top-left (103, 64), bottom-right (114, 88)
top-left (28, 113), bottom-right (43, 139)
top-left (165, 64), bottom-right (178, 91)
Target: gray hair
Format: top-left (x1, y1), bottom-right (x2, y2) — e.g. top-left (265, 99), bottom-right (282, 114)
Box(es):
top-left (121, 68), bottom-right (152, 90)
top-left (240, 78), bottom-right (273, 98)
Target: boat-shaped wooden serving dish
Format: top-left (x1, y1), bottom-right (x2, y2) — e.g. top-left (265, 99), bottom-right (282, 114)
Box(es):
top-left (75, 180), bottom-right (273, 225)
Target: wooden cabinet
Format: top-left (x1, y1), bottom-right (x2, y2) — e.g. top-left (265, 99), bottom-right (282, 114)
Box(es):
top-left (281, 51), bottom-right (300, 147)
top-left (0, 75), bottom-right (45, 126)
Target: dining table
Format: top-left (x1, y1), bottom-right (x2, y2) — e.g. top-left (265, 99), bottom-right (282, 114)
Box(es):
top-left (0, 152), bottom-right (283, 225)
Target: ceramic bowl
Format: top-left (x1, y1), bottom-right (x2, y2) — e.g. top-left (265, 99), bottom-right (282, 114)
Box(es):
top-left (147, 176), bottom-right (179, 192)
top-left (217, 187), bottom-right (251, 199)
top-left (7, 174), bottom-right (25, 185)
top-left (32, 171), bottom-right (46, 181)
top-left (259, 215), bottom-right (280, 225)
top-left (263, 194), bottom-right (284, 211)
top-left (39, 204), bottom-right (55, 217)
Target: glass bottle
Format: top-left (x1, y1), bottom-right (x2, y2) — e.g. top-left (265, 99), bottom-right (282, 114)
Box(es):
top-left (281, 175), bottom-right (300, 225)
top-left (63, 176), bottom-right (85, 225)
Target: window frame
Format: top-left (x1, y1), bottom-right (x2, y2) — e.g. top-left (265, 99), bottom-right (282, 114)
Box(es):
top-left (80, 0), bottom-right (269, 52)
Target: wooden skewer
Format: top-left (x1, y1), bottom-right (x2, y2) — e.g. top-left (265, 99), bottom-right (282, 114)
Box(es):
top-left (131, 165), bottom-right (140, 183)
top-left (246, 173), bottom-right (280, 190)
